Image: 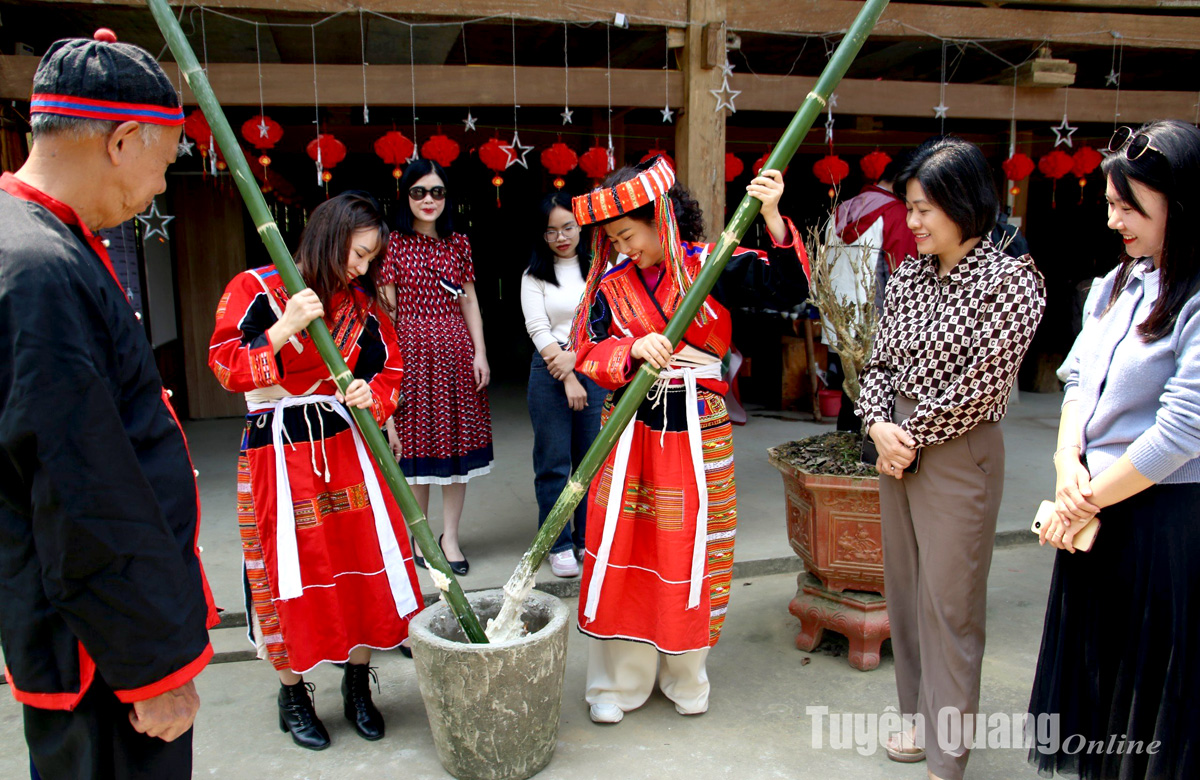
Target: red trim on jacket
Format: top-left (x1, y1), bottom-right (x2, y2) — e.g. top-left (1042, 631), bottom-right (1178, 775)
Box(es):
top-left (112, 644), bottom-right (214, 704)
top-left (4, 642), bottom-right (96, 712)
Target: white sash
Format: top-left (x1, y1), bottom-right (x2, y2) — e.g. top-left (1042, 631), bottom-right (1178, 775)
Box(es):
top-left (248, 395), bottom-right (419, 618)
top-left (583, 360), bottom-right (723, 621)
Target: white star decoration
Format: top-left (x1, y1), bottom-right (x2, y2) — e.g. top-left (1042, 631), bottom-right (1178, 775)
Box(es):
top-left (660, 105), bottom-right (674, 124)
top-left (829, 93), bottom-right (839, 109)
top-left (719, 59), bottom-right (735, 79)
top-left (1106, 70), bottom-right (1120, 87)
top-left (824, 112), bottom-right (835, 144)
top-left (933, 103), bottom-right (949, 119)
top-left (462, 112), bottom-right (477, 132)
top-left (257, 119), bottom-right (270, 138)
top-left (561, 107), bottom-right (574, 125)
top-left (711, 78), bottom-right (741, 113)
top-left (406, 147), bottom-right (421, 164)
top-left (501, 131), bottom-right (534, 169)
top-left (1051, 114), bottom-right (1077, 148)
top-left (177, 137), bottom-right (194, 157)
top-left (136, 201), bottom-right (174, 242)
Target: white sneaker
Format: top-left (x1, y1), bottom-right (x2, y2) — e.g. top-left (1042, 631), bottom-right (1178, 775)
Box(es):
top-left (589, 703), bottom-right (624, 723)
top-left (549, 550), bottom-right (579, 578)
top-left (675, 702), bottom-right (708, 716)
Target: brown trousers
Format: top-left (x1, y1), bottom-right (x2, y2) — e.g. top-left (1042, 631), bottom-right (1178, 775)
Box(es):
top-left (878, 396), bottom-right (1004, 780)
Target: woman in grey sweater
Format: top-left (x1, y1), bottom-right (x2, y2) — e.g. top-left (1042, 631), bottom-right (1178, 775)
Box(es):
top-left (1029, 119), bottom-right (1200, 779)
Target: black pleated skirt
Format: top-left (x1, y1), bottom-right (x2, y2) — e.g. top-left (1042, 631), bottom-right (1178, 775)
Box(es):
top-left (1028, 482), bottom-right (1200, 779)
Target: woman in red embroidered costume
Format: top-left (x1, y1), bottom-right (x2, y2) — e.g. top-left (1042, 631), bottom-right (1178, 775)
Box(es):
top-left (571, 157), bottom-right (809, 723)
top-left (208, 192), bottom-right (424, 750)
top-left (379, 159), bottom-right (493, 576)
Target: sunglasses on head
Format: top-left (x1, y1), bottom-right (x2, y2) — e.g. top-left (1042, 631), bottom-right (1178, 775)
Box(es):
top-left (408, 186), bottom-right (447, 201)
top-left (1108, 127), bottom-right (1163, 161)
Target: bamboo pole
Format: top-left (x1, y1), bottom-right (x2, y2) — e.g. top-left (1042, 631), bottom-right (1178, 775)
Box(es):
top-left (146, 0), bottom-right (488, 643)
top-left (489, 0), bottom-right (891, 638)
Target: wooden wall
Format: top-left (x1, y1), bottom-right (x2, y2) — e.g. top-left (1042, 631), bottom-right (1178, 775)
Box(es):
top-left (174, 176), bottom-right (250, 419)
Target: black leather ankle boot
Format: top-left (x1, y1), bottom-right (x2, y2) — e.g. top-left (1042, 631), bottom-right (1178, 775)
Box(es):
top-left (278, 680), bottom-right (330, 750)
top-left (342, 663), bottom-right (385, 740)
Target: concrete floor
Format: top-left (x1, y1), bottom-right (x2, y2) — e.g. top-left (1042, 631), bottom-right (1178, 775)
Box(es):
top-left (0, 386), bottom-right (1065, 779)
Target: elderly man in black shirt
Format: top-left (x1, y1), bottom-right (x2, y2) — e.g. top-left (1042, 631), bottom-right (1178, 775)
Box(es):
top-left (0, 29), bottom-right (217, 779)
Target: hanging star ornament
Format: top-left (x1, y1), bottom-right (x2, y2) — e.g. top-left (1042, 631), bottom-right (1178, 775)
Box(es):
top-left (178, 137), bottom-right (194, 157)
top-left (824, 112), bottom-right (835, 144)
top-left (561, 107), bottom-right (574, 125)
top-left (711, 78), bottom-right (741, 113)
top-left (719, 59), bottom-right (735, 79)
top-left (1106, 70), bottom-right (1120, 87)
top-left (501, 131), bottom-right (534, 169)
top-left (462, 111), bottom-right (477, 132)
top-left (933, 103), bottom-right (949, 119)
top-left (660, 105), bottom-right (675, 124)
top-left (136, 201), bottom-right (174, 242)
top-left (1051, 114), bottom-right (1078, 148)
top-left (257, 119), bottom-right (270, 138)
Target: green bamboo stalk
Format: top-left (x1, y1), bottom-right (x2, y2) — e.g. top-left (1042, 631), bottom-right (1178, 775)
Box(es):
top-left (495, 0), bottom-right (891, 621)
top-left (146, 0), bottom-right (487, 643)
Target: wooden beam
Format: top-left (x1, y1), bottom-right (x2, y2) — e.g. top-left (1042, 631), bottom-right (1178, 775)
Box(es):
top-left (727, 1), bottom-right (1200, 49)
top-left (676, 0), bottom-right (727, 241)
top-left (24, 0), bottom-right (1200, 48)
top-left (1, 57), bottom-right (1193, 123)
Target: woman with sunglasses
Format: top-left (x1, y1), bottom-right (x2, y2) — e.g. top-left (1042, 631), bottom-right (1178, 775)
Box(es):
top-left (520, 191), bottom-right (608, 578)
top-left (1028, 120), bottom-right (1200, 779)
top-left (379, 160), bottom-right (492, 576)
top-left (208, 192), bottom-right (424, 749)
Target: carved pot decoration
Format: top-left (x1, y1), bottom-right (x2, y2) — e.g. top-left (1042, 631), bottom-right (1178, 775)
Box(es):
top-left (768, 442), bottom-right (890, 671)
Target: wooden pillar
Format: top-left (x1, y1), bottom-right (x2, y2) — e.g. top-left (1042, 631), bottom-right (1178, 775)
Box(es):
top-left (675, 0), bottom-right (727, 240)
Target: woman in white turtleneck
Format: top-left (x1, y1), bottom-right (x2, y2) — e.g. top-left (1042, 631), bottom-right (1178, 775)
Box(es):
top-left (521, 191), bottom-right (608, 578)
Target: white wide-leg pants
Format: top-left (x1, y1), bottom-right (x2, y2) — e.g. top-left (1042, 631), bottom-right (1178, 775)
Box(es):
top-left (584, 638), bottom-right (710, 714)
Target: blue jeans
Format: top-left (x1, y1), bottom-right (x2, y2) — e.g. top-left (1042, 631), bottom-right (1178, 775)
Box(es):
top-left (527, 352), bottom-right (608, 554)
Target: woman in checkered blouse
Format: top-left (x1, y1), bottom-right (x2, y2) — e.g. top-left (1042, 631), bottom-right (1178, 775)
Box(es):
top-left (855, 137), bottom-right (1046, 780)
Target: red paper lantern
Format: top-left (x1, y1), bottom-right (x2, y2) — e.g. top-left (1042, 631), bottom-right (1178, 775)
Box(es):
top-left (1071, 146), bottom-right (1103, 178)
top-left (541, 142), bottom-right (578, 189)
top-left (579, 146), bottom-right (614, 180)
top-left (374, 131), bottom-right (414, 180)
top-left (725, 152), bottom-right (744, 183)
top-left (479, 138), bottom-right (512, 207)
top-left (753, 152), bottom-right (788, 177)
top-left (1002, 153), bottom-right (1035, 182)
top-left (240, 115), bottom-right (284, 151)
top-left (813, 154), bottom-right (850, 186)
top-left (183, 110), bottom-right (213, 155)
top-left (860, 150), bottom-right (892, 182)
top-left (1038, 150), bottom-right (1074, 180)
top-left (421, 134), bottom-right (460, 168)
top-left (640, 149), bottom-right (676, 171)
top-left (306, 134), bottom-right (346, 189)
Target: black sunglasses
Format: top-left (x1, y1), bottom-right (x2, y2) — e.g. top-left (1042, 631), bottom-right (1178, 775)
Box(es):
top-left (408, 186), bottom-right (447, 201)
top-left (1108, 127), bottom-right (1163, 161)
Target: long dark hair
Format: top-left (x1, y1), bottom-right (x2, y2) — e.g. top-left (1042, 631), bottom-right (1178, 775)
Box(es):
top-left (1101, 119), bottom-right (1200, 342)
top-left (598, 166), bottom-right (707, 242)
top-left (294, 190), bottom-right (389, 315)
top-left (525, 191), bottom-right (591, 285)
top-left (393, 158), bottom-right (456, 237)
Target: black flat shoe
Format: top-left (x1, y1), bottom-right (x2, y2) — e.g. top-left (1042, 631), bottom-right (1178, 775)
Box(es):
top-left (411, 536), bottom-right (425, 569)
top-left (439, 534), bottom-right (469, 576)
top-left (342, 663), bottom-right (385, 741)
top-left (399, 642), bottom-right (413, 659)
top-left (278, 681), bottom-right (330, 751)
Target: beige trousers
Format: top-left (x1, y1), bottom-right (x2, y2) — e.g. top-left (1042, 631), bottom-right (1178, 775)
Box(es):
top-left (584, 638), bottom-right (710, 714)
top-left (878, 396), bottom-right (1004, 780)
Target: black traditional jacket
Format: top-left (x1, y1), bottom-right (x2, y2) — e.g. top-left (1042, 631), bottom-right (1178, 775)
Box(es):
top-left (0, 173), bottom-right (217, 711)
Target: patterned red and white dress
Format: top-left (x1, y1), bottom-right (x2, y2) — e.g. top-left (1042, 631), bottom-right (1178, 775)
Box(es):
top-left (379, 231), bottom-right (493, 483)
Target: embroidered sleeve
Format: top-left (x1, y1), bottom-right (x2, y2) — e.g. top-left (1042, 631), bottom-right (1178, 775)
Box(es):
top-left (901, 266), bottom-right (1046, 446)
top-left (207, 272), bottom-right (288, 392)
top-left (574, 290), bottom-right (635, 390)
top-left (364, 306), bottom-right (405, 424)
